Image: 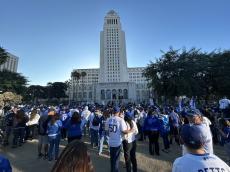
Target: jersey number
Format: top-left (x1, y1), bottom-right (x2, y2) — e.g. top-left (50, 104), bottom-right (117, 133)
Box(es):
top-left (109, 124), bottom-right (117, 133)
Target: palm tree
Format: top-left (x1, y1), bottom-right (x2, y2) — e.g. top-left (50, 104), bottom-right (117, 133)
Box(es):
top-left (71, 71), bottom-right (81, 101)
top-left (0, 47), bottom-right (8, 65)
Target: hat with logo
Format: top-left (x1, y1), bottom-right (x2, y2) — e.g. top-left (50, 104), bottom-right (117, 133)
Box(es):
top-left (180, 124), bottom-right (205, 149)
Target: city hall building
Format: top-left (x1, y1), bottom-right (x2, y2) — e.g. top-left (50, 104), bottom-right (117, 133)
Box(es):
top-left (70, 10), bottom-right (150, 104)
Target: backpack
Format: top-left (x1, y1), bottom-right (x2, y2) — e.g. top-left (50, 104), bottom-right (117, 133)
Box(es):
top-left (92, 115), bottom-right (100, 126)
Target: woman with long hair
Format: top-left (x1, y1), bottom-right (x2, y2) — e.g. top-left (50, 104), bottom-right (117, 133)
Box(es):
top-left (47, 111), bottom-right (62, 161)
top-left (64, 111), bottom-right (82, 143)
top-left (122, 112), bottom-right (138, 172)
top-left (51, 140), bottom-right (94, 172)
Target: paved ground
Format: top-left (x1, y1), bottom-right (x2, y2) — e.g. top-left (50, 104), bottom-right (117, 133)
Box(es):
top-left (0, 137), bottom-right (228, 172)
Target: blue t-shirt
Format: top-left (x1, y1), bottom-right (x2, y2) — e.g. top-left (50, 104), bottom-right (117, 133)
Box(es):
top-left (169, 112), bottom-right (180, 127)
top-left (47, 120), bottom-right (62, 139)
top-left (64, 119), bottom-right (82, 138)
top-left (159, 115), bottom-right (170, 134)
top-left (0, 155), bottom-right (12, 172)
top-left (144, 115), bottom-right (160, 131)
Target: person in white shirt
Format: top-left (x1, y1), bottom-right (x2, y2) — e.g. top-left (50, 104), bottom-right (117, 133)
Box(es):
top-left (122, 112), bottom-right (138, 172)
top-left (25, 109), bottom-right (40, 140)
top-left (172, 124), bottom-right (230, 172)
top-left (106, 107), bottom-right (133, 172)
top-left (81, 106), bottom-right (91, 136)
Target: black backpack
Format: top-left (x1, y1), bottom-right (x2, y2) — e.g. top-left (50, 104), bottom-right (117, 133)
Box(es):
top-left (92, 114), bottom-right (100, 126)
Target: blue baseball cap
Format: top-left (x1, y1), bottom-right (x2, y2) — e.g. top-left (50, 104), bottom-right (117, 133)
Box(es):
top-left (125, 111), bottom-right (132, 118)
top-left (180, 124), bottom-right (205, 149)
top-left (113, 106), bottom-right (120, 113)
top-left (186, 109), bottom-right (202, 117)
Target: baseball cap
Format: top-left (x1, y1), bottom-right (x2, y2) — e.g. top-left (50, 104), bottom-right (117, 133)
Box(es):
top-left (125, 111), bottom-right (132, 118)
top-left (186, 108), bottom-right (202, 117)
top-left (113, 106), bottom-right (120, 113)
top-left (180, 124), bottom-right (205, 149)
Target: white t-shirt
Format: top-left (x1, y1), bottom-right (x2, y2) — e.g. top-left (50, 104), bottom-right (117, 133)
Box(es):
top-left (26, 113), bottom-right (40, 126)
top-left (81, 109), bottom-right (91, 121)
top-left (202, 116), bottom-right (212, 127)
top-left (124, 120), bottom-right (139, 143)
top-left (106, 116), bottom-right (127, 147)
top-left (172, 153), bottom-right (230, 172)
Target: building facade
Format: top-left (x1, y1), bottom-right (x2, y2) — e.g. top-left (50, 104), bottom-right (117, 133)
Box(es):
top-left (70, 10), bottom-right (150, 104)
top-left (0, 53), bottom-right (19, 72)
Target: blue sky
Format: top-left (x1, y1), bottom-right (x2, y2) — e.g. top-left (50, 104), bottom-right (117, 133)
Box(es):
top-left (0, 0), bottom-right (230, 86)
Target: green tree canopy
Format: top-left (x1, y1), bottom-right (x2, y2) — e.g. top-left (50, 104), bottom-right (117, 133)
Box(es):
top-left (0, 47), bottom-right (8, 65)
top-left (0, 70), bottom-right (28, 95)
top-left (144, 47), bottom-right (230, 101)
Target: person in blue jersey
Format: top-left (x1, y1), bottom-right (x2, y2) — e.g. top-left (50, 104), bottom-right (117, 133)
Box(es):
top-left (64, 111), bottom-right (82, 143)
top-left (159, 109), bottom-right (170, 153)
top-left (47, 111), bottom-right (62, 161)
top-left (0, 155), bottom-right (12, 172)
top-left (172, 124), bottom-right (230, 172)
top-left (143, 108), bottom-right (161, 155)
top-left (169, 107), bottom-right (180, 145)
top-left (98, 109), bottom-right (110, 155)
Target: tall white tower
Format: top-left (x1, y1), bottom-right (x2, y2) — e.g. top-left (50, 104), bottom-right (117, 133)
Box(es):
top-left (99, 10), bottom-right (129, 83)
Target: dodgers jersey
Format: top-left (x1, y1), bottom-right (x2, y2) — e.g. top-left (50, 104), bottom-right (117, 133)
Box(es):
top-left (172, 153), bottom-right (230, 172)
top-left (106, 116), bottom-right (127, 147)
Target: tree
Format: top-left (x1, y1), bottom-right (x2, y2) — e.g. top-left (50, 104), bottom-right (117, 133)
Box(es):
top-left (0, 91), bottom-right (22, 106)
top-left (0, 47), bottom-right (8, 65)
top-left (144, 47), bottom-right (230, 103)
top-left (24, 85), bottom-right (48, 103)
top-left (48, 82), bottom-right (68, 99)
top-left (0, 70), bottom-right (28, 95)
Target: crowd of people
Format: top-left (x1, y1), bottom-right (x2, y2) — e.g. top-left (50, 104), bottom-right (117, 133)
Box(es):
top-left (0, 96), bottom-right (230, 172)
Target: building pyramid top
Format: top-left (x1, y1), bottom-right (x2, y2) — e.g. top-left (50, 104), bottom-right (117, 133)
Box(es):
top-left (107, 10), bottom-right (118, 16)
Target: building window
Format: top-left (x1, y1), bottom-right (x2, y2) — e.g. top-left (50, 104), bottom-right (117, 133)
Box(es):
top-left (123, 89), bottom-right (128, 99)
top-left (106, 89), bottom-right (111, 99)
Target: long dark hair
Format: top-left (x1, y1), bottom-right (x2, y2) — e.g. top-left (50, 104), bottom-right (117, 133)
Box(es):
top-left (51, 141), bottom-right (94, 172)
top-left (71, 112), bottom-right (81, 124)
top-left (124, 115), bottom-right (134, 129)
